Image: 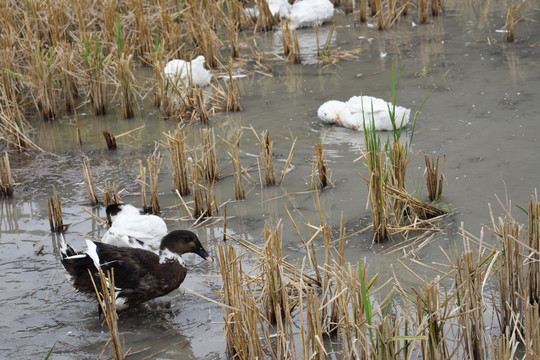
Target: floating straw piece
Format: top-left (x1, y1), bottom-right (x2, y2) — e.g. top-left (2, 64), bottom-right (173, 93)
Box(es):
top-left (0, 152), bottom-right (15, 197)
top-left (81, 156), bottom-right (99, 206)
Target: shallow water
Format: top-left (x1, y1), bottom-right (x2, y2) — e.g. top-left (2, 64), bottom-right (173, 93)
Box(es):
top-left (1, 1), bottom-right (540, 358)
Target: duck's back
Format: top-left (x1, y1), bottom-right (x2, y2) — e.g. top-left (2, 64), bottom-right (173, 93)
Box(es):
top-left (344, 96), bottom-right (409, 131)
top-left (164, 59), bottom-right (188, 80)
top-left (102, 213), bottom-right (168, 251)
top-left (289, 0), bottom-right (334, 28)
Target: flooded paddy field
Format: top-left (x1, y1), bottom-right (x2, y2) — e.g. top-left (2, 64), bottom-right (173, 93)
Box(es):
top-left (1, 0), bottom-right (540, 358)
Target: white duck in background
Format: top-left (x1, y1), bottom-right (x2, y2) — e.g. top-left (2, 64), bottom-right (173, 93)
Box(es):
top-left (280, 0), bottom-right (335, 29)
top-left (318, 96), bottom-right (411, 131)
top-left (246, 0), bottom-right (287, 17)
top-left (102, 203), bottom-right (168, 252)
top-left (164, 55), bottom-right (212, 87)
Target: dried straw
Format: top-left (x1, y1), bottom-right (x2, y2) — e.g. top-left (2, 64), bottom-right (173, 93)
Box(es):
top-left (166, 127), bottom-right (191, 196)
top-left (89, 268), bottom-right (124, 360)
top-left (47, 185), bottom-right (69, 232)
top-left (103, 131), bottom-right (117, 150)
top-left (81, 156), bottom-right (99, 206)
top-left (0, 152), bottom-right (15, 197)
top-left (425, 154), bottom-right (446, 201)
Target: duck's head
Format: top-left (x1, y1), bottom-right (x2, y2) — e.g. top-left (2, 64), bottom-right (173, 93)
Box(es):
top-left (317, 100), bottom-right (345, 124)
top-left (105, 203), bottom-right (124, 226)
top-left (160, 230), bottom-right (213, 262)
top-left (193, 55), bottom-right (206, 65)
top-left (105, 203), bottom-right (140, 226)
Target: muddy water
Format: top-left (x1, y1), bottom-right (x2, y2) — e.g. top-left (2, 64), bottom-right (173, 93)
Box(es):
top-left (1, 1), bottom-right (540, 358)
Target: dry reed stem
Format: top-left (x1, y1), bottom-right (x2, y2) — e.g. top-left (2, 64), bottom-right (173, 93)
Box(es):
top-left (290, 30), bottom-right (301, 64)
top-left (419, 0), bottom-right (429, 23)
top-left (56, 42), bottom-right (80, 113)
top-left (254, 0), bottom-right (277, 33)
top-left (359, 0), bottom-right (367, 22)
top-left (226, 61), bottom-right (242, 111)
top-left (455, 249), bottom-right (488, 359)
top-left (89, 268), bottom-right (124, 360)
top-left (30, 46), bottom-right (57, 121)
top-left (311, 141), bottom-right (329, 189)
top-left (81, 156), bottom-right (99, 206)
top-left (425, 154), bottom-right (446, 201)
top-left (524, 302), bottom-right (540, 358)
top-left (200, 128), bottom-right (219, 183)
top-left (190, 151), bottom-right (216, 219)
top-left (138, 160), bottom-right (147, 212)
top-left (528, 191), bottom-right (540, 304)
top-left (103, 131), bottom-right (117, 150)
top-left (431, 0), bottom-right (444, 16)
top-left (47, 185), bottom-right (69, 232)
top-left (229, 130), bottom-right (245, 200)
top-left (82, 33), bottom-right (110, 115)
top-left (144, 152), bottom-right (163, 214)
top-left (282, 21), bottom-right (293, 56)
top-left (0, 152), bottom-right (15, 197)
top-left (166, 127), bottom-right (191, 196)
top-left (152, 42), bottom-right (166, 108)
top-left (116, 52), bottom-right (135, 119)
top-left (279, 136), bottom-right (297, 185)
top-left (217, 244), bottom-right (265, 358)
top-left (101, 177), bottom-right (121, 208)
top-left (504, 3), bottom-right (517, 42)
top-left (376, 0), bottom-right (385, 29)
top-left (401, 0), bottom-right (409, 15)
top-left (259, 130), bottom-right (276, 186)
top-left (262, 222), bottom-right (287, 323)
top-left (194, 87), bottom-right (210, 125)
top-left (343, 0), bottom-right (354, 14)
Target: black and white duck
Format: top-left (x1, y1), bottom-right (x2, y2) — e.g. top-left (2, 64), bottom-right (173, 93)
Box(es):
top-left (60, 230), bottom-right (213, 310)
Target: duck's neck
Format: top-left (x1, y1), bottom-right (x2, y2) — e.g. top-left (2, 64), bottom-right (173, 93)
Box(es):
top-left (158, 248), bottom-right (186, 266)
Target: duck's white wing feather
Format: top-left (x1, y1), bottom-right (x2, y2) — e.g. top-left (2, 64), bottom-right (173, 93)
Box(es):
top-left (102, 214), bottom-right (168, 250)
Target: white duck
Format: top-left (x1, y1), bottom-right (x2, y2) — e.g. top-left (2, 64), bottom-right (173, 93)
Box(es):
top-left (246, 0), bottom-right (287, 17)
top-left (164, 55), bottom-right (212, 87)
top-left (280, 0), bottom-right (335, 29)
top-left (317, 96), bottom-right (411, 131)
top-left (102, 203), bottom-right (168, 252)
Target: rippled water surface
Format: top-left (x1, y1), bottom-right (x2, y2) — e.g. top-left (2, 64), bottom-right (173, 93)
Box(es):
top-left (1, 1), bottom-right (540, 358)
